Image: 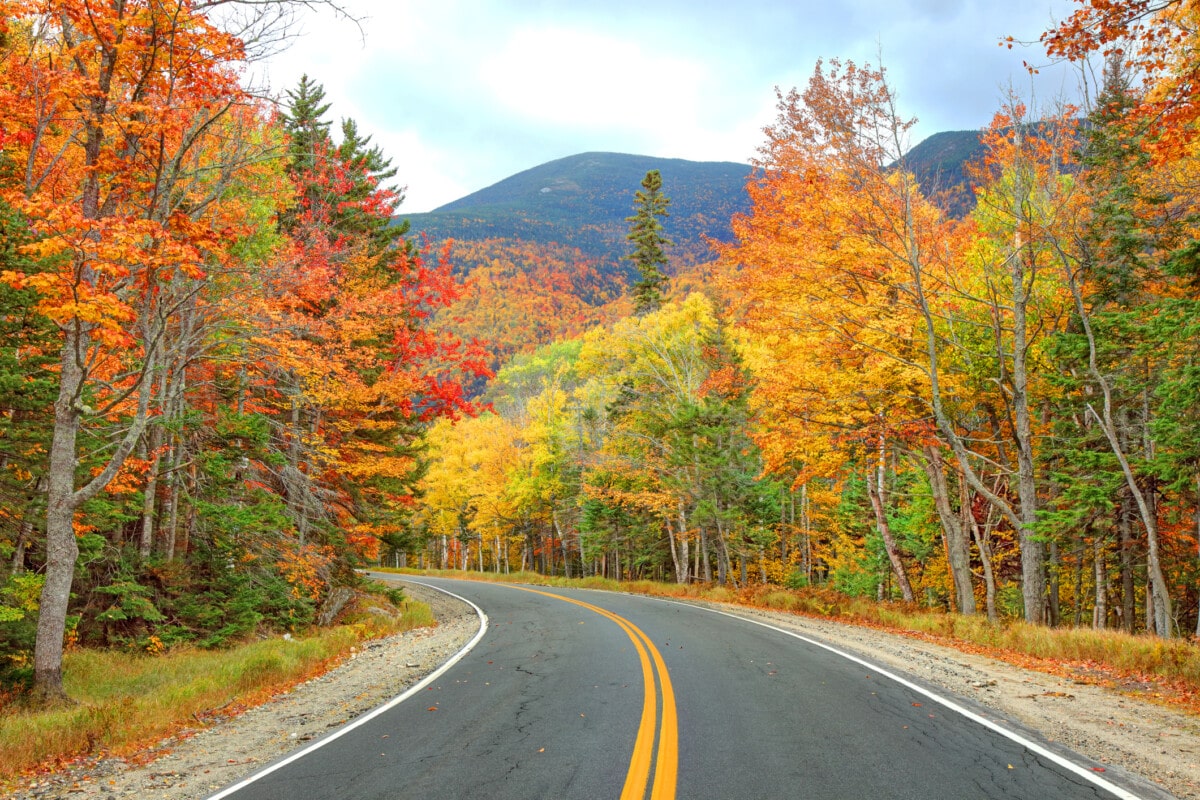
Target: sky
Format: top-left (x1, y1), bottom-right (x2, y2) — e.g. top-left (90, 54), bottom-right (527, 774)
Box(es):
top-left (258, 0), bottom-right (1080, 213)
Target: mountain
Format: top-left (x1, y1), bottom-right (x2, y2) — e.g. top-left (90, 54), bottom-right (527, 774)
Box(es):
top-left (902, 129), bottom-right (986, 217)
top-left (404, 152), bottom-right (753, 278)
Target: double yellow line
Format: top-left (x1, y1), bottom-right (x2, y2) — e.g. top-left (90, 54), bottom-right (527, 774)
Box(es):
top-left (514, 587), bottom-right (678, 800)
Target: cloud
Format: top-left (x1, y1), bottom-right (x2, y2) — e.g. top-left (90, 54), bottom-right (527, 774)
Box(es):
top-left (257, 0), bottom-right (1080, 212)
top-left (480, 27), bottom-right (708, 133)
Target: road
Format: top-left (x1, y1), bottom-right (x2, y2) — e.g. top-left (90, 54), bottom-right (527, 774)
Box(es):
top-left (209, 577), bottom-right (1170, 800)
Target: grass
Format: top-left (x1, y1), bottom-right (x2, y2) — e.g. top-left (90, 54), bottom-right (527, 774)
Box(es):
top-left (386, 567), bottom-right (1200, 712)
top-left (0, 594), bottom-right (435, 786)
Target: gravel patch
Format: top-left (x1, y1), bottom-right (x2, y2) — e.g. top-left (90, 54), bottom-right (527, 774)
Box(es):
top-left (10, 582), bottom-right (1198, 799)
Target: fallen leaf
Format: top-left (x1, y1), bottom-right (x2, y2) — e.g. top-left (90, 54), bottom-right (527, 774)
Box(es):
top-left (427, 707), bottom-right (437, 712)
top-left (1093, 767), bottom-right (1106, 773)
top-left (912, 702), bottom-right (922, 707)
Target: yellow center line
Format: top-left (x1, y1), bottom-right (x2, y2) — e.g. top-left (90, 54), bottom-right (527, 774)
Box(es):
top-left (510, 586), bottom-right (678, 800)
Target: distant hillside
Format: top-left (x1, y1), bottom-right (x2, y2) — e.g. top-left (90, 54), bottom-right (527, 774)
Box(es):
top-left (405, 152), bottom-right (753, 278)
top-left (410, 136), bottom-right (990, 382)
top-left (902, 129), bottom-right (986, 217)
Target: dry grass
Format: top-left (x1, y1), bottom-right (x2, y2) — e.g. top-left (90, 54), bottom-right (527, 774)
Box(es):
top-left (0, 596), bottom-right (433, 784)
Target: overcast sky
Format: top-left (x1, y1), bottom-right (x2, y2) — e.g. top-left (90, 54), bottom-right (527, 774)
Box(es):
top-left (259, 0), bottom-right (1079, 213)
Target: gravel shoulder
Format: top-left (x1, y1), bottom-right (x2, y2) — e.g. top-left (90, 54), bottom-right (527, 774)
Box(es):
top-left (11, 580), bottom-right (1199, 800)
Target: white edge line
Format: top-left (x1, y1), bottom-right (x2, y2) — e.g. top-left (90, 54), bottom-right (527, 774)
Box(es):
top-left (205, 580), bottom-right (489, 800)
top-left (671, 601), bottom-right (1148, 800)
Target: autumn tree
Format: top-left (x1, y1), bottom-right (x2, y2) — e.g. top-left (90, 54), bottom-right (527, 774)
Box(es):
top-left (1042, 0), bottom-right (1200, 155)
top-left (579, 294), bottom-right (772, 585)
top-left (0, 0), bottom-right (285, 701)
top-left (722, 60), bottom-right (982, 610)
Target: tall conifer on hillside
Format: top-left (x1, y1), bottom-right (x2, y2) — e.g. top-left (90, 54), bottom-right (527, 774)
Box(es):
top-left (626, 169), bottom-right (672, 314)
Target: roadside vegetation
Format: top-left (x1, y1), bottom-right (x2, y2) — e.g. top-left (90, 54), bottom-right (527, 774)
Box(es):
top-left (0, 588), bottom-right (431, 788)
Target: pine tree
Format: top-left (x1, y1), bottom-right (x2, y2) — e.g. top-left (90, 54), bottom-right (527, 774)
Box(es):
top-left (625, 169), bottom-right (671, 314)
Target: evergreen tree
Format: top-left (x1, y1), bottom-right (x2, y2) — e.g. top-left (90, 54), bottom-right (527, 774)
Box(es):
top-left (280, 75), bottom-right (412, 262)
top-left (625, 169), bottom-right (672, 314)
top-left (281, 74), bottom-right (332, 177)
top-left (336, 118), bottom-right (413, 259)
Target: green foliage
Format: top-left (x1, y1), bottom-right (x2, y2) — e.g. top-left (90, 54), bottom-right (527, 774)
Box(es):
top-left (783, 570), bottom-right (810, 590)
top-left (0, 200), bottom-right (57, 571)
top-left (626, 169), bottom-right (672, 314)
top-left (0, 573), bottom-right (42, 688)
top-left (486, 339), bottom-right (584, 414)
top-left (887, 470), bottom-right (940, 565)
top-left (95, 580), bottom-right (164, 624)
top-left (281, 74), bottom-right (412, 261)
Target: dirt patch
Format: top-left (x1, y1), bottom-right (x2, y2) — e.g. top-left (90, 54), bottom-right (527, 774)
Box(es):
top-left (9, 582), bottom-right (1198, 799)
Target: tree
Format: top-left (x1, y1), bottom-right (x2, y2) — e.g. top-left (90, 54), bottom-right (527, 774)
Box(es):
top-left (0, 0), bottom-right (273, 702)
top-left (626, 170), bottom-right (672, 315)
top-left (1042, 0), bottom-right (1200, 157)
top-left (722, 60), bottom-right (974, 610)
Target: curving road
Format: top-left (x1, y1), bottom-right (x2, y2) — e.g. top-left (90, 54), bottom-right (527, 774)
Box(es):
top-left (208, 577), bottom-right (1173, 800)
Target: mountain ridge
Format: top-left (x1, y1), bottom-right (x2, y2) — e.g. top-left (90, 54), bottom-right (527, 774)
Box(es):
top-left (403, 131), bottom-right (987, 273)
top-left (404, 152), bottom-right (754, 276)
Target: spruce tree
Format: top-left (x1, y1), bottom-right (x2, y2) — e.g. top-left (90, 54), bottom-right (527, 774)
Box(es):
top-left (336, 118), bottom-right (412, 258)
top-left (281, 74), bottom-right (332, 176)
top-left (625, 169), bottom-right (672, 314)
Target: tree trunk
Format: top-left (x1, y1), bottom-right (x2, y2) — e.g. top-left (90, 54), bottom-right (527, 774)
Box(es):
top-left (969, 507), bottom-right (999, 623)
top-left (801, 483), bottom-right (812, 584)
top-left (33, 342), bottom-right (84, 700)
top-left (553, 510), bottom-right (570, 578)
top-left (679, 509), bottom-right (690, 584)
top-left (138, 367), bottom-right (170, 558)
top-left (163, 434), bottom-right (181, 561)
top-left (1094, 535), bottom-right (1107, 629)
top-left (1195, 471), bottom-right (1200, 638)
top-left (866, 466), bottom-right (914, 603)
top-left (1119, 492), bottom-right (1136, 632)
top-left (921, 445), bottom-right (975, 614)
top-left (139, 429), bottom-right (163, 558)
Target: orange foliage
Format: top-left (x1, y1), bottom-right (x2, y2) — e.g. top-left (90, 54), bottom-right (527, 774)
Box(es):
top-left (1042, 0), bottom-right (1200, 157)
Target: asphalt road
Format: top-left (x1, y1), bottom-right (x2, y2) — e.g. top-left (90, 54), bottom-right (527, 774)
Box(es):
top-left (209, 577), bottom-right (1171, 800)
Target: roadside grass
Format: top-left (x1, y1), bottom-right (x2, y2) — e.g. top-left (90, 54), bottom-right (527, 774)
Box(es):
top-left (387, 568), bottom-right (1200, 711)
top-left (0, 592), bottom-right (434, 786)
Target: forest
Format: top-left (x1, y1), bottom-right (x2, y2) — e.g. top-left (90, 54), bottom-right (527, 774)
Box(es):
top-left (416, 6), bottom-right (1200, 640)
top-left (1, 0), bottom-right (1198, 708)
